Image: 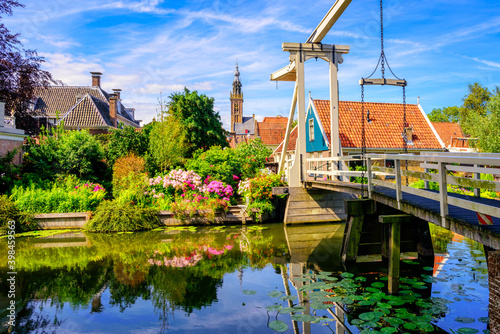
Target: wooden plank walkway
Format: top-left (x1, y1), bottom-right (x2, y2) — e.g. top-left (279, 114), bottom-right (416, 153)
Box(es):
top-left (306, 180), bottom-right (500, 250)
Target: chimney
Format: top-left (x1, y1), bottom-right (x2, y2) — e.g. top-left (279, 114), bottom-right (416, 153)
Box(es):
top-left (417, 96), bottom-right (420, 105)
top-left (90, 72), bottom-right (103, 87)
top-left (112, 89), bottom-right (122, 100)
top-left (0, 102), bottom-right (4, 127)
top-left (109, 94), bottom-right (118, 127)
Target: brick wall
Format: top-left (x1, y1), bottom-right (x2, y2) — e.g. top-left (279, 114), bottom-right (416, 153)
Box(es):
top-left (0, 139), bottom-right (23, 164)
top-left (489, 250), bottom-right (499, 334)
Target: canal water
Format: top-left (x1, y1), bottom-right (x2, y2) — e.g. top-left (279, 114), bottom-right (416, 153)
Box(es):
top-left (0, 223), bottom-right (490, 334)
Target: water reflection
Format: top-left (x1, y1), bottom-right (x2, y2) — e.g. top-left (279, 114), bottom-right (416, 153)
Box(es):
top-left (0, 223), bottom-right (491, 334)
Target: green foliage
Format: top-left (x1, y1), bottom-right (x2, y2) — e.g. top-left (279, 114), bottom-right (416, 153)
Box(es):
top-left (238, 172), bottom-right (287, 220)
top-left (469, 94), bottom-right (500, 153)
top-left (235, 138), bottom-right (272, 180)
top-left (168, 88), bottom-right (228, 157)
top-left (0, 148), bottom-right (21, 194)
top-left (427, 106), bottom-right (461, 123)
top-left (85, 200), bottom-right (161, 232)
top-left (147, 115), bottom-right (188, 174)
top-left (186, 146), bottom-right (240, 187)
top-left (10, 175), bottom-right (106, 213)
top-left (0, 195), bottom-right (34, 234)
top-left (112, 154), bottom-right (146, 197)
top-left (23, 127), bottom-right (107, 183)
top-left (103, 126), bottom-right (148, 167)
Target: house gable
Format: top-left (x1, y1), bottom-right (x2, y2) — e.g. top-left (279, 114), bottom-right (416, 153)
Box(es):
top-left (305, 99), bottom-right (329, 153)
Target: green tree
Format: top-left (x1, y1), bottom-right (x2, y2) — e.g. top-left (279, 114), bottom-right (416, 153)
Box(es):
top-left (427, 106), bottom-right (461, 123)
top-left (168, 88), bottom-right (228, 157)
top-left (186, 146), bottom-right (241, 187)
top-left (103, 126), bottom-right (148, 167)
top-left (469, 94), bottom-right (500, 152)
top-left (148, 115), bottom-right (188, 174)
top-left (461, 82), bottom-right (492, 133)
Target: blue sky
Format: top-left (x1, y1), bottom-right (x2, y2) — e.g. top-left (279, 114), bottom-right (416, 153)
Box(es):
top-left (4, 0), bottom-right (500, 128)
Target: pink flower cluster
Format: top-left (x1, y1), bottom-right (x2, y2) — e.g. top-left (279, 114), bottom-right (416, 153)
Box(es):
top-left (147, 253), bottom-right (203, 268)
top-left (205, 181), bottom-right (233, 200)
top-left (149, 169), bottom-right (203, 192)
top-left (75, 183), bottom-right (105, 192)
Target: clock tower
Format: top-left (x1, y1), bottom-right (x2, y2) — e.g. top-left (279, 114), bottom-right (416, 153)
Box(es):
top-left (230, 62), bottom-right (243, 132)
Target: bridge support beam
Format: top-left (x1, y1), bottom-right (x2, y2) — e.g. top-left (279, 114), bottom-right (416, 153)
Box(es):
top-left (341, 199), bottom-right (375, 263)
top-left (488, 250), bottom-right (500, 333)
top-left (380, 214), bottom-right (412, 295)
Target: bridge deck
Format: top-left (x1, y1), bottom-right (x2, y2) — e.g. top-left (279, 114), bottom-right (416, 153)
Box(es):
top-left (306, 180), bottom-right (500, 250)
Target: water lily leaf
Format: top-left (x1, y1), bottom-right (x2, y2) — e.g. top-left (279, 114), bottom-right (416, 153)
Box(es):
top-left (291, 314), bottom-right (316, 322)
top-left (278, 307), bottom-right (295, 314)
top-left (478, 317), bottom-right (489, 324)
top-left (457, 328), bottom-right (479, 334)
top-left (403, 323), bottom-right (417, 330)
top-left (381, 327), bottom-right (398, 333)
top-left (341, 272), bottom-right (354, 278)
top-left (359, 300), bottom-right (376, 306)
top-left (371, 282), bottom-right (385, 288)
top-left (310, 301), bottom-right (331, 310)
top-left (377, 302), bottom-right (392, 309)
top-left (294, 277), bottom-right (312, 282)
top-left (423, 266), bottom-right (434, 271)
top-left (355, 276), bottom-right (367, 282)
top-left (367, 287), bottom-right (382, 293)
top-left (342, 297), bottom-right (354, 305)
top-left (383, 317), bottom-right (405, 326)
top-left (266, 304), bottom-right (282, 311)
top-left (359, 311), bottom-right (384, 321)
top-left (279, 295), bottom-right (297, 301)
top-left (243, 290), bottom-right (257, 295)
top-left (388, 299), bottom-right (406, 306)
top-left (268, 290), bottom-right (283, 298)
top-left (351, 319), bottom-right (365, 326)
top-left (269, 320), bottom-right (288, 332)
top-left (455, 317), bottom-right (476, 324)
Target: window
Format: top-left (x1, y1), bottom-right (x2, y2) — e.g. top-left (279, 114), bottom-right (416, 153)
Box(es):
top-left (309, 118), bottom-right (314, 141)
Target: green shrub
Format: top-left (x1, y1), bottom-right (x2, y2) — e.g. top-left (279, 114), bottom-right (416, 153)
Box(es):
top-left (112, 154), bottom-right (146, 197)
top-left (0, 149), bottom-right (21, 194)
top-left (234, 138), bottom-right (272, 180)
top-left (10, 176), bottom-right (106, 214)
top-left (0, 195), bottom-right (35, 234)
top-left (85, 200), bottom-right (161, 232)
top-left (186, 146), bottom-right (241, 187)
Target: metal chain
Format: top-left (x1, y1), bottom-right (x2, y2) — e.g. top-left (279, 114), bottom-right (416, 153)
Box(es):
top-left (380, 0), bottom-right (385, 79)
top-left (361, 85), bottom-right (366, 198)
top-left (403, 85), bottom-right (408, 186)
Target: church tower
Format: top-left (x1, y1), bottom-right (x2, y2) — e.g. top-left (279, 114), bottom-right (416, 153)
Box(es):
top-left (230, 62), bottom-right (243, 132)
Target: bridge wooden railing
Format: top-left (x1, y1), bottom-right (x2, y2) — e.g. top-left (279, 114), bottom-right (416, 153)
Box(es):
top-left (303, 152), bottom-right (500, 226)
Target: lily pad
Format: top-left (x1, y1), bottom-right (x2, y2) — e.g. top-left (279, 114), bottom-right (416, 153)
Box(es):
top-left (268, 290), bottom-right (283, 298)
top-left (457, 328), bottom-right (479, 334)
top-left (478, 317), bottom-right (489, 324)
top-left (279, 295), bottom-right (297, 301)
top-left (371, 282), bottom-right (385, 288)
top-left (269, 320), bottom-right (288, 332)
top-left (243, 290), bottom-right (257, 295)
top-left (266, 304), bottom-right (282, 312)
top-left (310, 301), bottom-right (331, 310)
top-left (291, 314), bottom-right (316, 322)
top-left (455, 317), bottom-right (476, 324)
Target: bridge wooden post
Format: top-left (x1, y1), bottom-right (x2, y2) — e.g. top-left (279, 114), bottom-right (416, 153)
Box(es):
top-left (341, 199), bottom-right (375, 263)
top-left (474, 164), bottom-right (481, 197)
top-left (380, 214), bottom-right (412, 295)
top-left (367, 157), bottom-right (373, 198)
top-left (395, 160), bottom-right (402, 210)
top-left (438, 162), bottom-right (449, 228)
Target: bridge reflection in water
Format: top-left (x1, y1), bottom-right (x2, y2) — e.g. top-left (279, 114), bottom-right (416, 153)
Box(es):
top-left (282, 222), bottom-right (490, 334)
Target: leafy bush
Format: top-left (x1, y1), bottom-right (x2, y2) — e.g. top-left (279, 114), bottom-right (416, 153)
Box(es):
top-left (85, 200), bottom-right (161, 232)
top-left (0, 148), bottom-right (21, 194)
top-left (234, 138), bottom-right (272, 180)
top-left (0, 195), bottom-right (35, 234)
top-left (186, 146), bottom-right (241, 187)
top-left (10, 176), bottom-right (106, 213)
top-left (23, 127), bottom-right (108, 183)
top-left (103, 126), bottom-right (149, 167)
top-left (238, 171), bottom-right (287, 220)
top-left (112, 154), bottom-right (146, 197)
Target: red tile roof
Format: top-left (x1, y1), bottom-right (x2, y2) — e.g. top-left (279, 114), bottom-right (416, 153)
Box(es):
top-left (262, 116), bottom-right (288, 123)
top-left (314, 100), bottom-right (442, 149)
top-left (274, 126), bottom-right (297, 154)
top-left (257, 122), bottom-right (287, 146)
top-left (432, 122), bottom-right (464, 147)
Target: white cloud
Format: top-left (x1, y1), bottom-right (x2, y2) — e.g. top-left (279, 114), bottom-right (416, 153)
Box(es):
top-left (461, 55), bottom-right (500, 69)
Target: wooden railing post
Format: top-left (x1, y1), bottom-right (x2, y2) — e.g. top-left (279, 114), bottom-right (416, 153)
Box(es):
top-left (424, 162), bottom-right (430, 190)
top-left (367, 157), bottom-right (373, 198)
top-left (438, 161), bottom-right (449, 228)
top-left (474, 164), bottom-right (481, 197)
top-left (395, 159), bottom-right (402, 210)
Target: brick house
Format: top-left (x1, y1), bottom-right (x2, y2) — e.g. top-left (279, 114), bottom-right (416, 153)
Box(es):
top-left (0, 102), bottom-right (25, 164)
top-left (31, 72), bottom-right (140, 134)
